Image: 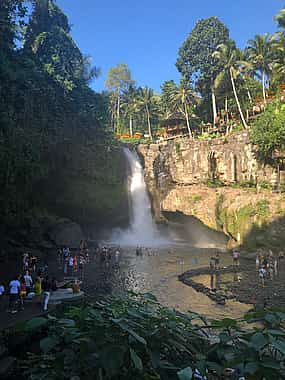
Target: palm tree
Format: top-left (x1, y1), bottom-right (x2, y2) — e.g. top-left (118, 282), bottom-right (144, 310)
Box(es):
top-left (271, 9), bottom-right (285, 84)
top-left (213, 44), bottom-right (248, 129)
top-left (271, 34), bottom-right (285, 86)
top-left (137, 87), bottom-right (155, 140)
top-left (82, 55), bottom-right (101, 83)
top-left (121, 86), bottom-right (139, 136)
top-left (169, 80), bottom-right (195, 139)
top-left (245, 34), bottom-right (274, 103)
top-left (275, 7), bottom-right (285, 30)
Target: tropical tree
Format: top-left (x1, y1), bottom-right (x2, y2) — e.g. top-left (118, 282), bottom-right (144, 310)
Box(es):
top-left (82, 55), bottom-right (101, 83)
top-left (24, 0), bottom-right (86, 91)
top-left (137, 87), bottom-right (156, 140)
top-left (275, 7), bottom-right (285, 29)
top-left (160, 80), bottom-right (177, 118)
top-left (105, 63), bottom-right (134, 133)
top-left (0, 0), bottom-right (114, 224)
top-left (121, 86), bottom-right (139, 136)
top-left (169, 80), bottom-right (196, 138)
top-left (0, 0), bottom-right (26, 52)
top-left (176, 17), bottom-right (232, 124)
top-left (271, 8), bottom-right (285, 86)
top-left (245, 34), bottom-right (274, 103)
top-left (213, 43), bottom-right (248, 129)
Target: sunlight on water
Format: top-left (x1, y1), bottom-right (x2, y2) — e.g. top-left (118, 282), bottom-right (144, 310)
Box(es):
top-left (110, 148), bottom-right (170, 247)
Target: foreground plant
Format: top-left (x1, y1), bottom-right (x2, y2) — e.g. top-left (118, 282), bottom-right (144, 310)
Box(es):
top-left (16, 293), bottom-right (285, 379)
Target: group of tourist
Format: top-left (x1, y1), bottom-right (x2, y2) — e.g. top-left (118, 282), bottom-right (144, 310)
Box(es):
top-left (0, 252), bottom-right (58, 314)
top-left (209, 253), bottom-right (220, 270)
top-left (256, 249), bottom-right (282, 287)
top-left (209, 250), bottom-right (241, 271)
top-left (58, 241), bottom-right (90, 279)
top-left (98, 246), bottom-right (121, 265)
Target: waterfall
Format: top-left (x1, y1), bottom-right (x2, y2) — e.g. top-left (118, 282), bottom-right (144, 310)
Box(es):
top-left (111, 148), bottom-right (166, 246)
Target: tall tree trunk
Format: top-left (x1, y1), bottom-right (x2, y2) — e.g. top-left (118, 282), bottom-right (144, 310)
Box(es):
top-left (146, 105), bottom-right (152, 140)
top-left (116, 88), bottom-right (120, 133)
top-left (184, 102), bottom-right (192, 139)
top-left (230, 68), bottom-right (248, 129)
top-left (262, 71), bottom-right (266, 104)
top-left (225, 97), bottom-right (229, 124)
top-left (247, 88), bottom-right (252, 103)
top-left (211, 87), bottom-right (217, 125)
top-left (129, 115), bottom-right (133, 136)
top-left (111, 107), bottom-right (115, 132)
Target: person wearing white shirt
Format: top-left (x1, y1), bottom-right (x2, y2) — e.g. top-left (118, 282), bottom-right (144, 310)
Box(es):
top-left (9, 276), bottom-right (20, 312)
top-left (24, 271), bottom-right (33, 294)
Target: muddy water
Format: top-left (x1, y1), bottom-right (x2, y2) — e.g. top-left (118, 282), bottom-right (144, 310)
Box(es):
top-left (91, 246), bottom-right (250, 319)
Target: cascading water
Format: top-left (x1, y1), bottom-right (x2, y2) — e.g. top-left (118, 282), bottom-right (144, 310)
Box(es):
top-left (111, 148), bottom-right (167, 246)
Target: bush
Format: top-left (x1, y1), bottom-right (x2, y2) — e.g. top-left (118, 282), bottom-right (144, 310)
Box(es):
top-left (251, 101), bottom-right (285, 161)
top-left (14, 293), bottom-right (285, 380)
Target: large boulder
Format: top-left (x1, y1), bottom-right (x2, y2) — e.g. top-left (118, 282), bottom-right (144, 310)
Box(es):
top-left (47, 221), bottom-right (84, 248)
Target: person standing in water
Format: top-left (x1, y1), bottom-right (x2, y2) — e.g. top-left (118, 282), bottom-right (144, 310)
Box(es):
top-left (214, 253), bottom-right (220, 270)
top-left (42, 276), bottom-right (51, 311)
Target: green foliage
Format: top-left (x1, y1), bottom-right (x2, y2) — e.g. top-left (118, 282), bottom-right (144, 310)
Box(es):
top-left (188, 195), bottom-right (202, 203)
top-left (105, 63), bottom-right (134, 92)
top-left (25, 0), bottom-right (86, 91)
top-left (230, 180), bottom-right (256, 189)
top-left (218, 200), bottom-right (270, 242)
top-left (0, 1), bottom-right (120, 225)
top-left (16, 293), bottom-right (285, 380)
top-left (206, 179), bottom-right (225, 188)
top-left (251, 101), bottom-right (285, 160)
top-left (175, 142), bottom-right (181, 153)
top-left (255, 199), bottom-right (270, 217)
top-left (176, 17), bottom-right (231, 87)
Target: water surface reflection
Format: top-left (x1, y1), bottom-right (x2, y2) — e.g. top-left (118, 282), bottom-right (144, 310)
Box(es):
top-left (89, 246), bottom-right (250, 319)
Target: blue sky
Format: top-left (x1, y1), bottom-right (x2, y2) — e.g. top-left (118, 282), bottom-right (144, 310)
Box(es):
top-left (57, 0), bottom-right (284, 93)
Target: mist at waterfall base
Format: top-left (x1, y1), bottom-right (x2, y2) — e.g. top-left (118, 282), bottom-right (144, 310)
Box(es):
top-left (108, 148), bottom-right (227, 248)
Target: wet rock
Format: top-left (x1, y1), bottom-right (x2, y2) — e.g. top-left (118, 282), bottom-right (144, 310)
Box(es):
top-left (47, 221), bottom-right (84, 248)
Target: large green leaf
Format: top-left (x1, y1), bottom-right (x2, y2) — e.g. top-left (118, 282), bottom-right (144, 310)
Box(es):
top-left (130, 348), bottom-right (143, 371)
top-left (99, 346), bottom-right (126, 378)
top-left (244, 361), bottom-right (259, 374)
top-left (25, 317), bottom-right (48, 332)
top-left (272, 340), bottom-right (285, 355)
top-left (40, 336), bottom-right (60, 353)
top-left (116, 321), bottom-right (147, 345)
top-left (250, 332), bottom-right (268, 350)
top-left (177, 366), bottom-right (193, 380)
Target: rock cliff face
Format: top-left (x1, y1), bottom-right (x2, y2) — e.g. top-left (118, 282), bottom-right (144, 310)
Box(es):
top-left (138, 132), bottom-right (285, 249)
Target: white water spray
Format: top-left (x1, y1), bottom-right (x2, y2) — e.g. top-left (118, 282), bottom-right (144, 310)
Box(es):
top-left (111, 148), bottom-right (167, 246)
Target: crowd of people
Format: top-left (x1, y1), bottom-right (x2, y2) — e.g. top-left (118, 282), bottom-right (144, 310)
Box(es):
top-left (256, 249), bottom-right (283, 287)
top-left (208, 247), bottom-right (284, 289)
top-left (0, 252), bottom-right (59, 314)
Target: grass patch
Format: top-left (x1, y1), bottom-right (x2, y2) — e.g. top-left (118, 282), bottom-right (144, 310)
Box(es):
top-left (188, 194), bottom-right (202, 203)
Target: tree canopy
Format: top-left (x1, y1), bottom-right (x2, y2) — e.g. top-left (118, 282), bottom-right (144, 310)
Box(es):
top-left (176, 17), bottom-right (231, 92)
